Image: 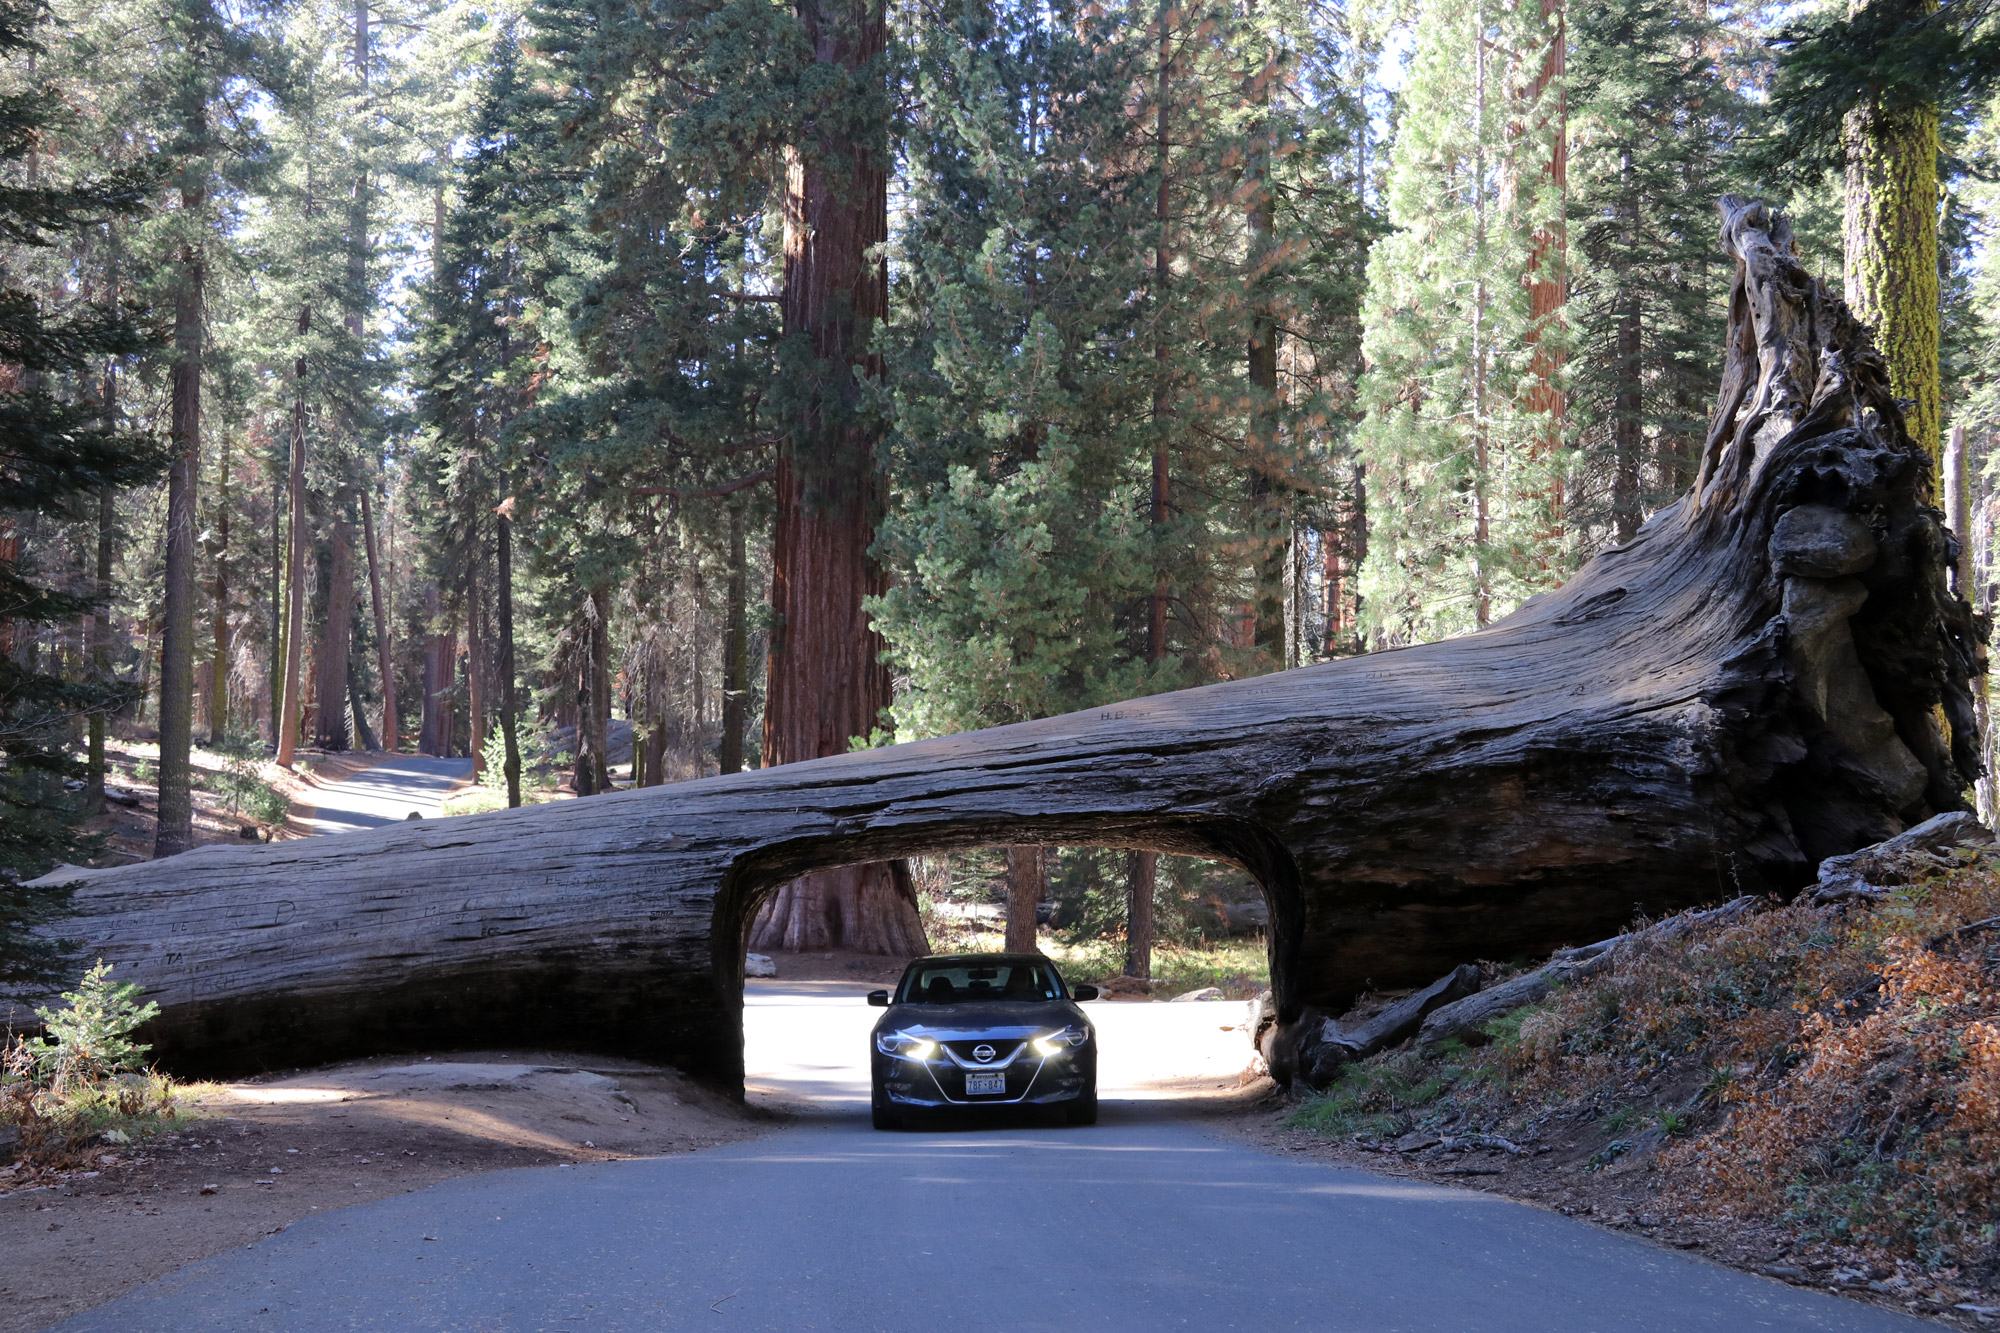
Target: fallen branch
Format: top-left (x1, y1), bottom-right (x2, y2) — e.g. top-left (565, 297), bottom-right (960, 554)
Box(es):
top-left (1809, 812), bottom-right (1992, 905)
top-left (1418, 897), bottom-right (1764, 1050)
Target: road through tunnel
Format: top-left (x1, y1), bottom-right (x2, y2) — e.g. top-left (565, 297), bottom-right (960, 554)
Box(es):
top-left (718, 818), bottom-right (1305, 1105)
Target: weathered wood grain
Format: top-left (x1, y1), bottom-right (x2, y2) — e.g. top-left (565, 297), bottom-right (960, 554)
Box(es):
top-left (26, 199), bottom-right (1985, 1090)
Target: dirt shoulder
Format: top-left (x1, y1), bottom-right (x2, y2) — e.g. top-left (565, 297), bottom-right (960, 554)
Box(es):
top-left (0, 1051), bottom-right (773, 1333)
top-left (1217, 1092), bottom-right (1975, 1329)
top-left (83, 742), bottom-right (393, 868)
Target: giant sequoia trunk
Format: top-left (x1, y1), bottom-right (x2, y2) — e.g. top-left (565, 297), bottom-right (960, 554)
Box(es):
top-left (749, 0), bottom-right (926, 956)
top-left (30, 202), bottom-right (1983, 1091)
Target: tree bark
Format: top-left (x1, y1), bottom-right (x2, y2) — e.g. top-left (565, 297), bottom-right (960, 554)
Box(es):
top-left (1842, 0), bottom-right (1940, 466)
top-left (360, 490), bottom-right (394, 752)
top-left (206, 429), bottom-right (230, 745)
top-left (573, 587), bottom-right (610, 795)
top-left (467, 567), bottom-right (484, 777)
top-left (497, 515), bottom-right (521, 807)
top-left (1004, 844), bottom-right (1044, 953)
top-left (276, 308), bottom-right (310, 769)
top-left (86, 484), bottom-right (112, 816)
top-left (1125, 849), bottom-right (1156, 980)
top-left (751, 0), bottom-right (922, 954)
top-left (313, 502), bottom-right (355, 751)
top-left (720, 502), bottom-right (748, 775)
top-left (1246, 43), bottom-right (1286, 668)
top-left (153, 221), bottom-right (202, 859)
top-left (86, 346), bottom-right (118, 816)
top-left (38, 202), bottom-right (1983, 1093)
top-left (1611, 157), bottom-right (1642, 542)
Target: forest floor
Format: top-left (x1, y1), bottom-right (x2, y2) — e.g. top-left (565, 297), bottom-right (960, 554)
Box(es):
top-left (0, 1052), bottom-right (770, 1333)
top-left (78, 741), bottom-right (393, 867)
top-left (1257, 859), bottom-right (2000, 1331)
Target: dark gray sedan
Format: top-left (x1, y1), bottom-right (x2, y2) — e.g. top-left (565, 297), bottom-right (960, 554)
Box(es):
top-left (867, 953), bottom-right (1098, 1129)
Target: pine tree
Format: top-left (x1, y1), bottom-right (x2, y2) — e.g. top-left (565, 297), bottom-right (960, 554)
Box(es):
top-left (0, 0), bottom-right (165, 982)
top-left (1565, 0), bottom-right (1751, 542)
top-left (1353, 0), bottom-right (1570, 646)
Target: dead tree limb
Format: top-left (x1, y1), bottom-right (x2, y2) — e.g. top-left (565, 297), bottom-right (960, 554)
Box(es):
top-left (25, 199), bottom-right (1985, 1089)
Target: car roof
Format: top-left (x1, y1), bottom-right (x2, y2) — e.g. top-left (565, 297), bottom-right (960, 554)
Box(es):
top-left (903, 953), bottom-right (1054, 968)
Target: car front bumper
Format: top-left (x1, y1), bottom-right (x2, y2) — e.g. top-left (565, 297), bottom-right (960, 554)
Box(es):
top-left (875, 1047), bottom-right (1095, 1108)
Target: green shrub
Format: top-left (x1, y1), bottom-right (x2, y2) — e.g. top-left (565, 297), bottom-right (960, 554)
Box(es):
top-left (26, 959), bottom-right (159, 1094)
top-left (210, 735), bottom-right (289, 825)
top-left (441, 788), bottom-right (508, 817)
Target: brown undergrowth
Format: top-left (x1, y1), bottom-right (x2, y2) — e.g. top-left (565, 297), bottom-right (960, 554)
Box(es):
top-left (1289, 853), bottom-right (2000, 1312)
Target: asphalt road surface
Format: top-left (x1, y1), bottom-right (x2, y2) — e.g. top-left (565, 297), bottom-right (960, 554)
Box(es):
top-left (300, 756), bottom-right (475, 834)
top-left (50, 982), bottom-right (1930, 1332)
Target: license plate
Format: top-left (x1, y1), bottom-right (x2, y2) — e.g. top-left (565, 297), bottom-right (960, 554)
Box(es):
top-left (965, 1072), bottom-right (1006, 1096)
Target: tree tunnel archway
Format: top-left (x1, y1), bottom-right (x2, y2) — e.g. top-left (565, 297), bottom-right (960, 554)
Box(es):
top-left (713, 814), bottom-right (1306, 1084)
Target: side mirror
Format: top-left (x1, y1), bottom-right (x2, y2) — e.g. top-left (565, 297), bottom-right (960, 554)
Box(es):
top-left (1071, 985), bottom-right (1098, 1002)
top-left (866, 990), bottom-right (890, 1007)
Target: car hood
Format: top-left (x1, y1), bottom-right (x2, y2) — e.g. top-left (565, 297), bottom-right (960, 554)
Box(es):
top-left (875, 998), bottom-right (1086, 1037)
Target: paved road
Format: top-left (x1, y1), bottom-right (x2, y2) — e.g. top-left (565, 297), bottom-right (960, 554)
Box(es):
top-left (300, 756), bottom-right (475, 834)
top-left (50, 982), bottom-right (1928, 1332)
top-left (54, 1105), bottom-right (1922, 1332)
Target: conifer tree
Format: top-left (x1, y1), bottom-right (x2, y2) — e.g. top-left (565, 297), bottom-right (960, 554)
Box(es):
top-left (1353, 0), bottom-right (1570, 646)
top-left (0, 0), bottom-right (165, 979)
top-left (1565, 0), bottom-right (1751, 541)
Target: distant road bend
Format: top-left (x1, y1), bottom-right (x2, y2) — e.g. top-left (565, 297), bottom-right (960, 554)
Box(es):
top-left (300, 755), bottom-right (474, 835)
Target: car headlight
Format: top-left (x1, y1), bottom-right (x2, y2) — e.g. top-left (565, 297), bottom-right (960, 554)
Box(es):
top-left (1032, 1026), bottom-right (1091, 1058)
top-left (876, 1031), bottom-right (937, 1060)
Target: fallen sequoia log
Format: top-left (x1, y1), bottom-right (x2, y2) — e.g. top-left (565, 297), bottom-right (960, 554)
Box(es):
top-left (21, 199), bottom-right (1986, 1089)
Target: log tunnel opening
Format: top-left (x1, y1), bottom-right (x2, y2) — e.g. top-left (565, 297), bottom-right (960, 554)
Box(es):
top-left (712, 816), bottom-right (1306, 1099)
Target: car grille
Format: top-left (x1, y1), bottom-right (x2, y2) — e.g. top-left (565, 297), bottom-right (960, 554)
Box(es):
top-left (944, 1039), bottom-right (1024, 1066)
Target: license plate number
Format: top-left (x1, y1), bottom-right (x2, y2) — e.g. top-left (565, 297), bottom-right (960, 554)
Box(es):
top-left (965, 1073), bottom-right (1006, 1096)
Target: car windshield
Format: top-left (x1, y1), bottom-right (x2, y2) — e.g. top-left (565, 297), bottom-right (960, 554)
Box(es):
top-left (896, 960), bottom-right (1062, 1005)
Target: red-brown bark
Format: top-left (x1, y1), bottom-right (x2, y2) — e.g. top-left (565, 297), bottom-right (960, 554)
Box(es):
top-left (750, 0), bottom-right (925, 955)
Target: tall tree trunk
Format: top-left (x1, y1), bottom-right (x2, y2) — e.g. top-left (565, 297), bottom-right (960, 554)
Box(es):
top-left (1522, 0), bottom-right (1569, 520)
top-left (1843, 0), bottom-right (1939, 467)
top-left (1127, 0), bottom-right (1175, 978)
top-left (497, 513), bottom-right (521, 807)
top-left (1004, 844), bottom-right (1044, 953)
top-left (1611, 158), bottom-right (1642, 542)
top-left (86, 484), bottom-right (112, 816)
top-left (572, 590), bottom-right (604, 796)
top-left (439, 620), bottom-right (457, 757)
top-left (588, 586), bottom-right (610, 791)
top-left (1246, 38), bottom-right (1285, 668)
top-left (207, 429), bottom-right (230, 745)
top-left (750, 0), bottom-right (924, 956)
top-left (269, 467), bottom-right (283, 743)
top-left (86, 346), bottom-right (118, 816)
top-left (360, 490), bottom-right (394, 752)
top-left (720, 502), bottom-right (748, 775)
top-left (420, 584), bottom-right (442, 756)
top-left (467, 567), bottom-right (485, 777)
top-left (313, 503), bottom-right (355, 750)
top-left (154, 217), bottom-right (203, 859)
top-left (643, 725), bottom-right (666, 788)
top-left (1125, 849), bottom-right (1156, 981)
top-left (1945, 424), bottom-right (1990, 820)
top-left (276, 309), bottom-right (310, 769)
